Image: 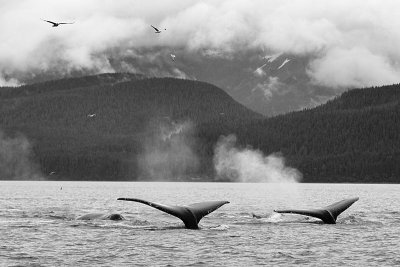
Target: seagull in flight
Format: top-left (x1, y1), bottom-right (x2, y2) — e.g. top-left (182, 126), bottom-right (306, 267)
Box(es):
top-left (87, 113), bottom-right (96, 118)
top-left (151, 25), bottom-right (165, 33)
top-left (170, 54), bottom-right (176, 61)
top-left (42, 19), bottom-right (74, 27)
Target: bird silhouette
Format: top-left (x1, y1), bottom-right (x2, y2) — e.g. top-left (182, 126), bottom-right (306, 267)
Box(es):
top-left (42, 19), bottom-right (74, 27)
top-left (151, 25), bottom-right (164, 33)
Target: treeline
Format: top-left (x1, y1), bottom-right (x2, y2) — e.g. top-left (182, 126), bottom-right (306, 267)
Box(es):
top-left (1, 75), bottom-right (399, 183)
top-left (0, 73), bottom-right (144, 99)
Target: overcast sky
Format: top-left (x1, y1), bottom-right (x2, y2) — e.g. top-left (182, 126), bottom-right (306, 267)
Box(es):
top-left (1, 0), bottom-right (400, 88)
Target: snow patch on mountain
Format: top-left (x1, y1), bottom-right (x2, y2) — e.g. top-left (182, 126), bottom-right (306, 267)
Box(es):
top-left (254, 63), bottom-right (268, 77)
top-left (278, 59), bottom-right (291, 69)
top-left (264, 53), bottom-right (282, 63)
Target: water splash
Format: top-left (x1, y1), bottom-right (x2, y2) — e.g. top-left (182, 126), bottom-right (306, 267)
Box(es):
top-left (213, 134), bottom-right (302, 183)
top-left (138, 119), bottom-right (199, 180)
top-left (0, 131), bottom-right (42, 180)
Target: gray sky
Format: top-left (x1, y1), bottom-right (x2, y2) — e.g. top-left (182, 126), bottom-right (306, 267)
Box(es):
top-left (1, 0), bottom-right (400, 88)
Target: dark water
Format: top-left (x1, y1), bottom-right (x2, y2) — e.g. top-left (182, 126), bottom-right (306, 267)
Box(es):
top-left (1, 182), bottom-right (399, 266)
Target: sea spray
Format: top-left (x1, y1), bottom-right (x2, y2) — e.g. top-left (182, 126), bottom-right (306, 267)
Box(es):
top-left (213, 134), bottom-right (303, 213)
top-left (213, 134), bottom-right (302, 183)
top-left (0, 130), bottom-right (42, 180)
top-left (138, 119), bottom-right (199, 180)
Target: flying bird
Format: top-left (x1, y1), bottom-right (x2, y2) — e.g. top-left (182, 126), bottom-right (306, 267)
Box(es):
top-left (87, 113), bottom-right (96, 118)
top-left (42, 19), bottom-right (74, 27)
top-left (151, 25), bottom-right (166, 33)
top-left (170, 54), bottom-right (176, 61)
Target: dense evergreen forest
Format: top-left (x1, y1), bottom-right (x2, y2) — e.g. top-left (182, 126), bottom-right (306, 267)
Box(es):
top-left (0, 74), bottom-right (399, 183)
top-left (234, 84), bottom-right (400, 183)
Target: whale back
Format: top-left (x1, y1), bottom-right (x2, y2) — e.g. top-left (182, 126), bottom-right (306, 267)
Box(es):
top-left (77, 213), bottom-right (105, 220)
top-left (117, 198), bottom-right (229, 229)
top-left (106, 214), bottom-right (125, 220)
top-left (77, 213), bottom-right (124, 221)
top-left (274, 197), bottom-right (359, 224)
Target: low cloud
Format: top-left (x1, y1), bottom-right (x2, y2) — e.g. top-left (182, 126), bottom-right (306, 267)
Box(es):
top-left (252, 77), bottom-right (284, 100)
top-left (213, 135), bottom-right (302, 183)
top-left (307, 47), bottom-right (400, 88)
top-left (1, 0), bottom-right (400, 88)
top-left (0, 75), bottom-right (20, 87)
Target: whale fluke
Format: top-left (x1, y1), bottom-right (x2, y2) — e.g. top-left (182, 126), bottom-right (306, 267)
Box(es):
top-left (117, 198), bottom-right (229, 229)
top-left (274, 197), bottom-right (359, 224)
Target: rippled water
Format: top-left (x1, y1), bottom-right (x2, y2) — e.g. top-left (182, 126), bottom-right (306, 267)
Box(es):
top-left (1, 181), bottom-right (399, 266)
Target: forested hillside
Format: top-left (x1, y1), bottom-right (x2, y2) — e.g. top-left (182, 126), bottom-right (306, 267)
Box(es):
top-left (0, 74), bottom-right (261, 180)
top-left (233, 84), bottom-right (400, 183)
top-left (1, 75), bottom-right (399, 183)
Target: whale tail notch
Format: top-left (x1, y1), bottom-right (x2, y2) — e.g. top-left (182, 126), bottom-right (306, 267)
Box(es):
top-left (274, 197), bottom-right (359, 224)
top-left (117, 198), bottom-right (229, 229)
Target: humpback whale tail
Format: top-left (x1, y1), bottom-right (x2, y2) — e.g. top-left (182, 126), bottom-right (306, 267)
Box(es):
top-left (117, 198), bottom-right (229, 229)
top-left (274, 197), bottom-right (359, 224)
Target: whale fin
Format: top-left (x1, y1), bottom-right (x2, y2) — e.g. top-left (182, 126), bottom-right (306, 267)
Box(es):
top-left (274, 197), bottom-right (359, 224)
top-left (117, 198), bottom-right (229, 229)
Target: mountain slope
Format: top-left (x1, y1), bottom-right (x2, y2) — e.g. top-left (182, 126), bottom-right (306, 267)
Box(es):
top-left (236, 84), bottom-right (400, 183)
top-left (0, 74), bottom-right (262, 180)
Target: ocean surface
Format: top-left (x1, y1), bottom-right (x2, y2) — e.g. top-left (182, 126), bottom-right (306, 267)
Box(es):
top-left (1, 181), bottom-right (399, 266)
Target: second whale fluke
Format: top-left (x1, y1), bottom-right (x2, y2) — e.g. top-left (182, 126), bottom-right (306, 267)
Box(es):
top-left (117, 197), bottom-right (229, 229)
top-left (274, 197), bottom-right (359, 224)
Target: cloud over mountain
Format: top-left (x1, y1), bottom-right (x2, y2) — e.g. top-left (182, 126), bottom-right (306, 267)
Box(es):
top-left (1, 0), bottom-right (400, 89)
